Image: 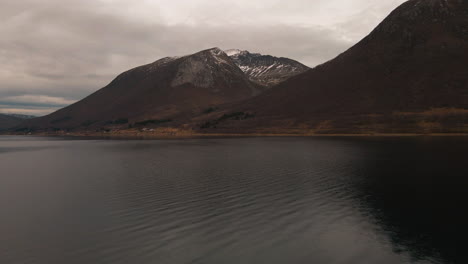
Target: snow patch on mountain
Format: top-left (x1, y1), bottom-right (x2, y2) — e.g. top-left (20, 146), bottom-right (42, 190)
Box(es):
top-left (225, 49), bottom-right (243, 56)
top-left (226, 50), bottom-right (309, 87)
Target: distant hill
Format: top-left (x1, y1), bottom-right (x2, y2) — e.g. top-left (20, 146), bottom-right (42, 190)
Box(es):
top-left (0, 114), bottom-right (23, 130)
top-left (6, 114), bottom-right (36, 119)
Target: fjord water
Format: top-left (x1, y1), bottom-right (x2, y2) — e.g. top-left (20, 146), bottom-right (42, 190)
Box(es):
top-left (1, 136), bottom-right (467, 264)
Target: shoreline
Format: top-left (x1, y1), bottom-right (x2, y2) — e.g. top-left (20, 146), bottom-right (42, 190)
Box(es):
top-left (3, 131), bottom-right (468, 139)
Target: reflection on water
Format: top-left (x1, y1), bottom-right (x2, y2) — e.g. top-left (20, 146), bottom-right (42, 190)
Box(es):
top-left (0, 136), bottom-right (467, 264)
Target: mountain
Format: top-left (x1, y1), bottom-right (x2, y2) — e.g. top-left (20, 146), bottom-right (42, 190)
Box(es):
top-left (0, 114), bottom-right (23, 130)
top-left (16, 48), bottom-right (265, 131)
top-left (226, 49), bottom-right (309, 87)
top-left (201, 0), bottom-right (468, 134)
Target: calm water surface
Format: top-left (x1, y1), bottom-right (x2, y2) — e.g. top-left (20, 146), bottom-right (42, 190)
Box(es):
top-left (1, 136), bottom-right (467, 264)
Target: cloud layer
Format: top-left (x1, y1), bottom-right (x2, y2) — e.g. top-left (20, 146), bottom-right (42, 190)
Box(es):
top-left (0, 0), bottom-right (406, 115)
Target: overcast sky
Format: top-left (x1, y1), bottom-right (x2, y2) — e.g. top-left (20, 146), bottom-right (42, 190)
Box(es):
top-left (0, 0), bottom-right (406, 116)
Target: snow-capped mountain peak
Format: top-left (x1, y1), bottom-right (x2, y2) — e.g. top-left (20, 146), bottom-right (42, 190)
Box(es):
top-left (225, 49), bottom-right (309, 87)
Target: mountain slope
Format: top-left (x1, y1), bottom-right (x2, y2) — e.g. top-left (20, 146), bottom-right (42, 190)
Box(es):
top-left (0, 114), bottom-right (23, 130)
top-left (19, 48), bottom-right (263, 131)
top-left (204, 0), bottom-right (468, 134)
top-left (226, 49), bottom-right (309, 87)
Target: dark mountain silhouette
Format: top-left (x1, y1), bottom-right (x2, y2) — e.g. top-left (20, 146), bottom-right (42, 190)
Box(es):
top-left (226, 49), bottom-right (309, 87)
top-left (201, 0), bottom-right (468, 134)
top-left (0, 114), bottom-right (23, 130)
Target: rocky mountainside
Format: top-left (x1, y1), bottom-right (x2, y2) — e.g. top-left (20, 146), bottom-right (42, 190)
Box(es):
top-left (226, 49), bottom-right (309, 87)
top-left (17, 48), bottom-right (264, 131)
top-left (199, 0), bottom-right (468, 134)
top-left (0, 114), bottom-right (23, 130)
